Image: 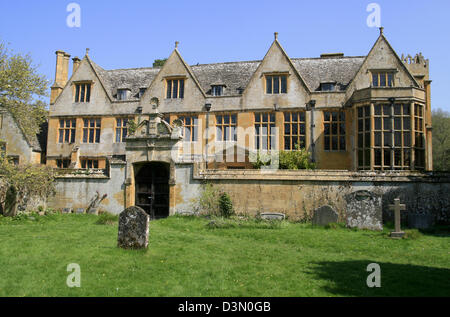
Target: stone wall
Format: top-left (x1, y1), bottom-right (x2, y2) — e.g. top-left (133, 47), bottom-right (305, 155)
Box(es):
top-left (48, 162), bottom-right (127, 214)
top-left (184, 166), bottom-right (450, 225)
top-left (47, 161), bottom-right (450, 226)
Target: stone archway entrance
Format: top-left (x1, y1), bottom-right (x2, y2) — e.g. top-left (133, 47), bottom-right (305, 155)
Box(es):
top-left (134, 162), bottom-right (170, 220)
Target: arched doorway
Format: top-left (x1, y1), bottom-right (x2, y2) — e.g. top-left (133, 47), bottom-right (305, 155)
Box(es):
top-left (134, 162), bottom-right (170, 219)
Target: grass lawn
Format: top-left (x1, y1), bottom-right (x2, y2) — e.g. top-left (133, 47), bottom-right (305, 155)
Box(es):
top-left (0, 213), bottom-right (449, 297)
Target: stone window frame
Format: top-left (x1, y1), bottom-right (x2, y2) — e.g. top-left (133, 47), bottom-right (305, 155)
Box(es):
top-left (414, 104), bottom-right (426, 169)
top-left (58, 118), bottom-right (77, 144)
top-left (357, 102), bottom-right (425, 171)
top-left (264, 73), bottom-right (289, 95)
top-left (82, 118), bottom-right (102, 144)
top-left (165, 77), bottom-right (185, 99)
top-left (115, 117), bottom-right (130, 143)
top-left (371, 70), bottom-right (395, 88)
top-left (373, 103), bottom-right (413, 170)
top-left (254, 112), bottom-right (276, 151)
top-left (116, 89), bottom-right (130, 101)
top-left (211, 85), bottom-right (225, 97)
top-left (7, 155), bottom-right (19, 166)
top-left (283, 111), bottom-right (306, 151)
top-left (357, 105), bottom-right (371, 170)
top-left (323, 110), bottom-right (346, 152)
top-left (74, 81), bottom-right (92, 103)
top-left (80, 158), bottom-right (99, 169)
top-left (215, 113), bottom-right (237, 142)
top-left (56, 158), bottom-right (71, 168)
top-left (177, 115), bottom-right (198, 142)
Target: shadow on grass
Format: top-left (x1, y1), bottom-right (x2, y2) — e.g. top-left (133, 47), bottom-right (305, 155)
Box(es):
top-left (308, 260), bottom-right (450, 297)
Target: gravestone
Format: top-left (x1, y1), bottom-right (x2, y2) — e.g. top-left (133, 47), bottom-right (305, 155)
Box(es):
top-left (389, 198), bottom-right (406, 238)
top-left (117, 206), bottom-right (150, 249)
top-left (345, 190), bottom-right (382, 231)
top-left (312, 205), bottom-right (338, 226)
top-left (260, 212), bottom-right (285, 220)
top-left (408, 213), bottom-right (434, 229)
top-left (62, 208), bottom-right (72, 214)
top-left (75, 208), bottom-right (85, 214)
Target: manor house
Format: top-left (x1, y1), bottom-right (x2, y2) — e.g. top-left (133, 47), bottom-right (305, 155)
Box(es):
top-left (46, 29), bottom-right (437, 221)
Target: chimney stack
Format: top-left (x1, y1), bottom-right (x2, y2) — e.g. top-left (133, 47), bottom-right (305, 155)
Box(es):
top-left (50, 50), bottom-right (71, 104)
top-left (72, 56), bottom-right (81, 74)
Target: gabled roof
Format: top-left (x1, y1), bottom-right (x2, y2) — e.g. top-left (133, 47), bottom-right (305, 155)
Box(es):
top-left (89, 56), bottom-right (365, 99)
top-left (291, 56), bottom-right (365, 91)
top-left (94, 63), bottom-right (160, 100)
top-left (191, 60), bottom-right (260, 96)
top-left (0, 106), bottom-right (42, 152)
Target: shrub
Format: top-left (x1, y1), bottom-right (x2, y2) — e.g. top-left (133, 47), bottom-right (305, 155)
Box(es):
top-left (219, 192), bottom-right (234, 218)
top-left (279, 146), bottom-right (315, 170)
top-left (95, 212), bottom-right (118, 225)
top-left (194, 183), bottom-right (221, 216)
top-left (251, 145), bottom-right (315, 170)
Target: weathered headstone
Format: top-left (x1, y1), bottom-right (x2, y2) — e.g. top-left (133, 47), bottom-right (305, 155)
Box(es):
top-left (389, 198), bottom-right (406, 238)
top-left (345, 190), bottom-right (383, 230)
top-left (260, 212), bottom-right (285, 220)
top-left (117, 206), bottom-right (150, 249)
top-left (408, 213), bottom-right (434, 229)
top-left (312, 205), bottom-right (338, 226)
top-left (62, 208), bottom-right (72, 214)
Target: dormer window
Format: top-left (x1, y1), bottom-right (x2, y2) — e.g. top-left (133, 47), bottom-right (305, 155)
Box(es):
top-left (74, 82), bottom-right (91, 103)
top-left (211, 85), bottom-right (225, 96)
top-left (138, 88), bottom-right (147, 98)
top-left (320, 82), bottom-right (336, 91)
top-left (117, 89), bottom-right (130, 101)
top-left (372, 71), bottom-right (395, 87)
top-left (265, 74), bottom-right (287, 94)
top-left (166, 78), bottom-right (185, 99)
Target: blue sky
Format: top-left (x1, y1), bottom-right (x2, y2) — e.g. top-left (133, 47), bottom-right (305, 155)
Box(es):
top-left (1, 0), bottom-right (449, 111)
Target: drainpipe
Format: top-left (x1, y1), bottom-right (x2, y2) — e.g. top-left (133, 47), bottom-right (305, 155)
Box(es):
top-left (205, 103), bottom-right (212, 169)
top-left (308, 100), bottom-right (316, 163)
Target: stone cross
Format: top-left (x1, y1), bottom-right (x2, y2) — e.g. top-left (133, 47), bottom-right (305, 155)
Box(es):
top-left (389, 198), bottom-right (406, 238)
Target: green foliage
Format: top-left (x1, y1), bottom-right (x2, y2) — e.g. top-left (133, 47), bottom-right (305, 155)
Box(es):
top-left (324, 222), bottom-right (347, 230)
top-left (404, 229), bottom-right (423, 240)
top-left (0, 40), bottom-right (48, 141)
top-left (0, 147), bottom-right (55, 216)
top-left (206, 216), bottom-right (282, 230)
top-left (152, 59), bottom-right (167, 67)
top-left (279, 145), bottom-right (316, 170)
top-left (250, 151), bottom-right (272, 169)
top-left (95, 212), bottom-right (119, 225)
top-left (432, 108), bottom-right (450, 171)
top-left (127, 119), bottom-right (137, 135)
top-left (251, 145), bottom-right (315, 170)
top-left (0, 215), bottom-right (449, 296)
top-left (194, 183), bottom-right (222, 216)
top-left (219, 192), bottom-right (234, 218)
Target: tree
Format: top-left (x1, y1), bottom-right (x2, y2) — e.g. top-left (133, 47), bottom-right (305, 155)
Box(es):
top-left (0, 40), bottom-right (48, 141)
top-left (0, 40), bottom-right (52, 216)
top-left (432, 108), bottom-right (450, 171)
top-left (153, 59), bottom-right (167, 68)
